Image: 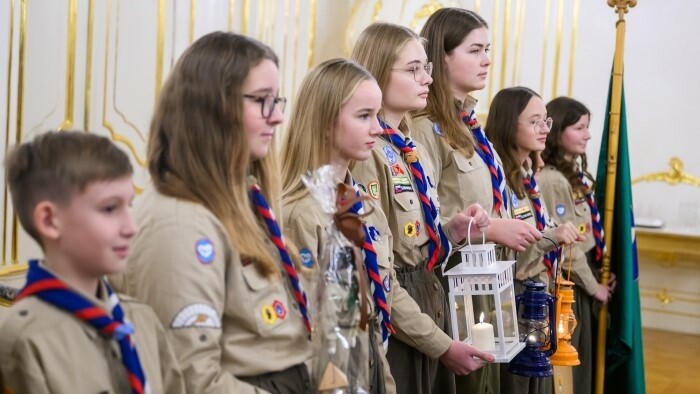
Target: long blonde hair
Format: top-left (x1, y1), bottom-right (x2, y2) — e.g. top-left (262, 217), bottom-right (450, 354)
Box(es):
top-left (281, 58), bottom-right (375, 205)
top-left (350, 22), bottom-right (423, 131)
top-left (148, 31), bottom-right (286, 277)
top-left (415, 7), bottom-right (489, 157)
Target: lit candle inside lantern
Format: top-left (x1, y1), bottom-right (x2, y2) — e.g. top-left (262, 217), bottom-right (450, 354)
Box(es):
top-left (472, 312), bottom-right (496, 351)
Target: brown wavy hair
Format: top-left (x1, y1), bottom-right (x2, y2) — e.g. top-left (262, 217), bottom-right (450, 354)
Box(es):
top-left (415, 7), bottom-right (488, 157)
top-left (485, 87), bottom-right (540, 199)
top-left (148, 31), bottom-right (291, 277)
top-left (543, 96), bottom-right (594, 194)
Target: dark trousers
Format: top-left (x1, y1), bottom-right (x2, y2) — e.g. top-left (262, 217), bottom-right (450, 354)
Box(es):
top-left (239, 363), bottom-right (310, 394)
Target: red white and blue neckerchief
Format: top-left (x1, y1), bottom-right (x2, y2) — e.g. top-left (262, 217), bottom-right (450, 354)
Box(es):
top-left (378, 117), bottom-right (451, 271)
top-left (460, 109), bottom-right (509, 214)
top-left (17, 260), bottom-right (148, 394)
top-left (349, 180), bottom-right (395, 348)
top-left (578, 172), bottom-right (605, 262)
top-left (249, 183), bottom-right (312, 333)
top-left (522, 172), bottom-right (558, 277)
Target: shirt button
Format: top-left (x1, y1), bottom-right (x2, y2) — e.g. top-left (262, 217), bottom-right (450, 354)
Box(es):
top-left (369, 359), bottom-right (375, 367)
top-left (433, 282), bottom-right (439, 290)
top-left (409, 199), bottom-right (414, 204)
top-left (437, 311), bottom-right (442, 318)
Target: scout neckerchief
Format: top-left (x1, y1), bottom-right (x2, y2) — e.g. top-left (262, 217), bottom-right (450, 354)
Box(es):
top-left (249, 182), bottom-right (312, 333)
top-left (460, 109), bottom-right (509, 214)
top-left (16, 260), bottom-right (148, 394)
top-left (522, 171), bottom-right (558, 277)
top-left (349, 179), bottom-right (395, 348)
top-left (378, 117), bottom-right (450, 271)
top-left (578, 172), bottom-right (605, 262)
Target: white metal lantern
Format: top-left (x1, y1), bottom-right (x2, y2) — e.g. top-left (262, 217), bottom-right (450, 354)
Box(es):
top-left (442, 230), bottom-right (526, 362)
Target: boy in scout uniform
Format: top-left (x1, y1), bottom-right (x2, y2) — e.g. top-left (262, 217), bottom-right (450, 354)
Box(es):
top-left (115, 32), bottom-right (312, 394)
top-left (0, 131), bottom-right (185, 394)
top-left (352, 23), bottom-right (494, 394)
top-left (541, 96), bottom-right (615, 394)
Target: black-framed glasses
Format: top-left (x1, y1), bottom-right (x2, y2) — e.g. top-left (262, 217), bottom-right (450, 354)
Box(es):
top-left (391, 62), bottom-right (433, 82)
top-left (520, 117), bottom-right (553, 131)
top-left (243, 94), bottom-right (287, 119)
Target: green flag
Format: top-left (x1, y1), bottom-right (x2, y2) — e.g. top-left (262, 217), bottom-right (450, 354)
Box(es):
top-left (595, 77), bottom-right (646, 393)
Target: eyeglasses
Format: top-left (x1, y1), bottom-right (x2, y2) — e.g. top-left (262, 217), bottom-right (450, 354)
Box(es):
top-left (243, 94), bottom-right (287, 119)
top-left (391, 62), bottom-right (433, 82)
top-left (520, 117), bottom-right (553, 131)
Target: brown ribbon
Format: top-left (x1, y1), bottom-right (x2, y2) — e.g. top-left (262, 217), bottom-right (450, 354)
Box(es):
top-left (333, 183), bottom-right (374, 331)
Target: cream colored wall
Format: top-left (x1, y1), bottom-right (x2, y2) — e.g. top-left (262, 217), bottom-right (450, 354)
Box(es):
top-left (1, 0), bottom-right (699, 332)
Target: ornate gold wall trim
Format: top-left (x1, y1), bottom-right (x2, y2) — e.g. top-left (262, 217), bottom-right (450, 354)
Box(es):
top-left (155, 0), bottom-right (165, 101)
top-left (58, 0), bottom-right (77, 131)
top-left (84, 0), bottom-right (95, 131)
top-left (307, 0), bottom-right (317, 67)
top-left (189, 0), bottom-right (196, 44)
top-left (511, 0), bottom-right (525, 86)
top-left (632, 157), bottom-right (700, 187)
top-left (539, 0), bottom-right (551, 96)
top-left (551, 0), bottom-right (564, 99)
top-left (499, 0), bottom-right (510, 90)
top-left (636, 228), bottom-right (700, 263)
top-left (642, 306), bottom-right (700, 320)
top-left (3, 0), bottom-right (16, 265)
top-left (487, 0), bottom-right (499, 105)
top-left (228, 0), bottom-right (235, 31)
top-left (567, 0), bottom-right (579, 95)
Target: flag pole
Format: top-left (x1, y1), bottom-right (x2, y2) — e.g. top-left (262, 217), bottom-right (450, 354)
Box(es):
top-left (595, 1), bottom-right (636, 393)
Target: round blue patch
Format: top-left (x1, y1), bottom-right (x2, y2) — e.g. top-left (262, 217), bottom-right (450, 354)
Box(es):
top-left (511, 193), bottom-right (519, 208)
top-left (556, 204), bottom-right (566, 217)
top-left (195, 238), bottom-right (215, 264)
top-left (382, 146), bottom-right (397, 164)
top-left (299, 248), bottom-right (314, 268)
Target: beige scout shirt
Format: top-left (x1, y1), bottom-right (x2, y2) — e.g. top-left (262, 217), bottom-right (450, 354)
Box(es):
top-left (351, 130), bottom-right (453, 359)
top-left (412, 98), bottom-right (511, 222)
top-left (505, 168), bottom-right (559, 284)
top-left (538, 165), bottom-right (599, 295)
top-left (283, 180), bottom-right (396, 393)
top-left (0, 267), bottom-right (185, 394)
top-left (117, 187), bottom-right (312, 394)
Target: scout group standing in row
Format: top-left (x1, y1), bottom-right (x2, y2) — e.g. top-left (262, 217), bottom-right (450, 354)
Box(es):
top-left (0, 6), bottom-right (616, 394)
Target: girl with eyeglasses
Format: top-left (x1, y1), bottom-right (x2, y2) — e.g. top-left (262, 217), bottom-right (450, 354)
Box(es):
top-left (350, 22), bottom-right (494, 394)
top-left (539, 96), bottom-right (615, 394)
top-left (410, 8), bottom-right (547, 393)
top-left (114, 32), bottom-right (312, 393)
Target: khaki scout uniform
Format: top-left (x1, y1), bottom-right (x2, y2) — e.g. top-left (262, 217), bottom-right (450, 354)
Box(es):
top-left (413, 105), bottom-right (554, 394)
top-left (537, 166), bottom-right (598, 295)
top-left (537, 165), bottom-right (598, 394)
top-left (352, 127), bottom-right (455, 393)
top-left (283, 174), bottom-right (396, 394)
top-left (117, 187), bottom-right (312, 394)
top-left (0, 265), bottom-right (185, 394)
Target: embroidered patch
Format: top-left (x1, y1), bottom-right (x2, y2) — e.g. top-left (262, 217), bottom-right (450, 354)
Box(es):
top-left (272, 300), bottom-right (287, 319)
top-left (261, 304), bottom-right (278, 325)
top-left (299, 248), bottom-right (314, 268)
top-left (392, 176), bottom-right (411, 186)
top-left (514, 206), bottom-right (532, 220)
top-left (368, 181), bottom-right (380, 199)
top-left (511, 193), bottom-right (520, 208)
top-left (195, 238), bottom-right (215, 264)
top-left (171, 303), bottom-right (221, 329)
top-left (357, 183), bottom-right (367, 193)
top-left (383, 146), bottom-right (397, 164)
top-left (383, 274), bottom-right (392, 292)
top-left (556, 204), bottom-right (566, 217)
top-left (404, 222), bottom-right (416, 237)
top-left (391, 163), bottom-right (405, 175)
top-left (415, 220), bottom-right (421, 237)
top-left (394, 184), bottom-right (414, 194)
top-left (368, 226), bottom-right (382, 243)
top-left (578, 223), bottom-right (587, 234)
top-left (586, 223), bottom-right (592, 233)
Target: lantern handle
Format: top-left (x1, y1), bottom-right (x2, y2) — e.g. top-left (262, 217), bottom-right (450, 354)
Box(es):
top-left (466, 217), bottom-right (486, 254)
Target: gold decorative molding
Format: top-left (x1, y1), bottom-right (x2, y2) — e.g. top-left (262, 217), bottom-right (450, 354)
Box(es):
top-left (539, 0), bottom-right (551, 96)
top-left (551, 0), bottom-right (563, 99)
top-left (84, 0), bottom-right (95, 131)
top-left (228, 0), bottom-right (235, 31)
top-left (636, 228), bottom-right (700, 262)
top-left (3, 0), bottom-right (16, 265)
top-left (608, 0), bottom-right (637, 20)
top-left (58, 0), bottom-right (77, 131)
top-left (307, 0), bottom-right (317, 67)
top-left (410, 0), bottom-right (442, 30)
top-left (567, 0), bottom-right (579, 95)
top-left (632, 157), bottom-right (700, 187)
top-left (499, 0), bottom-right (511, 91)
top-left (655, 289), bottom-right (674, 305)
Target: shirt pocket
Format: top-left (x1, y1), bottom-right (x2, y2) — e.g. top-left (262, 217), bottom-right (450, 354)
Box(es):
top-left (453, 152), bottom-right (483, 203)
top-left (392, 191), bottom-right (421, 250)
top-left (241, 264), bottom-right (295, 335)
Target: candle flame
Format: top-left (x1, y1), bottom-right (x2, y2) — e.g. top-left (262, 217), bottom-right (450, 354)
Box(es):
top-left (479, 312), bottom-right (485, 324)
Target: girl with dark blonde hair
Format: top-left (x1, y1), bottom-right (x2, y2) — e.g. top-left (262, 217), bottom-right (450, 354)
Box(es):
top-left (116, 31), bottom-right (312, 393)
top-left (351, 22), bottom-right (494, 394)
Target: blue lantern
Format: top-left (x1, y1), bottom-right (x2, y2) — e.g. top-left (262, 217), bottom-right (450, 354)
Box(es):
top-left (508, 280), bottom-right (557, 377)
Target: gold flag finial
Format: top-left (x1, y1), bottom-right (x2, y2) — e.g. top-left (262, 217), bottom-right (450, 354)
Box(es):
top-left (608, 0), bottom-right (637, 20)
